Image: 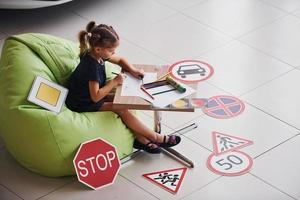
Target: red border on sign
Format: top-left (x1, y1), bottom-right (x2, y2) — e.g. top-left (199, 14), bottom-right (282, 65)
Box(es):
top-left (168, 60), bottom-right (214, 83)
top-left (206, 151), bottom-right (253, 176)
top-left (73, 137), bottom-right (121, 190)
top-left (142, 167), bottom-right (187, 194)
top-left (212, 131), bottom-right (254, 156)
top-left (203, 95), bottom-right (245, 119)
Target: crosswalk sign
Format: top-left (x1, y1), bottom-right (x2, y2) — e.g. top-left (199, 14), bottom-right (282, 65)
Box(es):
top-left (212, 131), bottom-right (253, 155)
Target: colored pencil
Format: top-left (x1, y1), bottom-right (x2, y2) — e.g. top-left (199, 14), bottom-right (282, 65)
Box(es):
top-left (140, 86), bottom-right (155, 99)
top-left (156, 71), bottom-right (171, 81)
top-left (112, 72), bottom-right (120, 75)
top-left (152, 88), bottom-right (177, 96)
top-left (138, 75), bottom-right (144, 85)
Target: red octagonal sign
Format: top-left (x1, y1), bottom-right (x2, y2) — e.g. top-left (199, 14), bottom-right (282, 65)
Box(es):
top-left (73, 138), bottom-right (120, 190)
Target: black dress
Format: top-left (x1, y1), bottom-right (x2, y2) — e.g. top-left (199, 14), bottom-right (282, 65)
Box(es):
top-left (66, 53), bottom-right (107, 112)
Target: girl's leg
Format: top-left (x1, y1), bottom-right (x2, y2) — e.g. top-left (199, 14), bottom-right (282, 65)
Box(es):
top-left (115, 110), bottom-right (180, 148)
top-left (100, 102), bottom-right (164, 143)
top-left (115, 109), bottom-right (165, 143)
top-left (100, 100), bottom-right (180, 148)
top-left (99, 102), bottom-right (149, 142)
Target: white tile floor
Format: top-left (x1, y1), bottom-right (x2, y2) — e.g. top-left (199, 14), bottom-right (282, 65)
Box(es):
top-left (181, 0), bottom-right (286, 37)
top-left (0, 0), bottom-right (300, 199)
top-left (240, 15), bottom-right (300, 67)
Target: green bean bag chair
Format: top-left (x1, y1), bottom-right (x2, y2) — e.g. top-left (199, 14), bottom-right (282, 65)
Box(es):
top-left (0, 33), bottom-right (136, 177)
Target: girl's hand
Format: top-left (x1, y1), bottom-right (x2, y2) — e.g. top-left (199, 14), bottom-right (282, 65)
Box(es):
top-left (131, 68), bottom-right (145, 79)
top-left (113, 73), bottom-right (126, 86)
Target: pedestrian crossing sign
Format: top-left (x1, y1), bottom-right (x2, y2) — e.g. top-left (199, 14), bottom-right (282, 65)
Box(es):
top-left (212, 131), bottom-right (253, 155)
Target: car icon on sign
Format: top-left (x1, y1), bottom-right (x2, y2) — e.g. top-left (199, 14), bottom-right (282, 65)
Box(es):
top-left (177, 64), bottom-right (206, 78)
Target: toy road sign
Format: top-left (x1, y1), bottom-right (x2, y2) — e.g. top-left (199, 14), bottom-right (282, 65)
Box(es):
top-left (73, 138), bottom-right (120, 190)
top-left (168, 60), bottom-right (214, 83)
top-left (27, 76), bottom-right (68, 113)
top-left (207, 151), bottom-right (253, 176)
top-left (143, 167), bottom-right (187, 194)
top-left (212, 131), bottom-right (253, 156)
top-left (203, 95), bottom-right (245, 119)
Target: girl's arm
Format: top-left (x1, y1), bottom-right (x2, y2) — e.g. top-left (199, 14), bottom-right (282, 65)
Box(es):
top-left (108, 55), bottom-right (144, 78)
top-left (89, 74), bottom-right (123, 102)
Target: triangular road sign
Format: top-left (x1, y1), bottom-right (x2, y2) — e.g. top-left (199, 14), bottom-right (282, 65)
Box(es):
top-left (142, 167), bottom-right (187, 194)
top-left (212, 131), bottom-right (253, 155)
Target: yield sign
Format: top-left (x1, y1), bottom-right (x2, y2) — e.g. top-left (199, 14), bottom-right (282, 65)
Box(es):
top-left (212, 132), bottom-right (253, 155)
top-left (143, 167), bottom-right (187, 194)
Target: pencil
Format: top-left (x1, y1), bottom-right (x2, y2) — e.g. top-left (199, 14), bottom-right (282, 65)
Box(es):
top-left (152, 88), bottom-right (177, 96)
top-left (156, 71), bottom-right (171, 81)
top-left (112, 72), bottom-right (120, 75)
top-left (140, 86), bottom-right (155, 100)
top-left (138, 75), bottom-right (144, 85)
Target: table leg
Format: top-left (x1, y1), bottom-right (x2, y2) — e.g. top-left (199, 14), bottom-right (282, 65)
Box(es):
top-left (120, 149), bottom-right (142, 165)
top-left (121, 114), bottom-right (196, 168)
top-left (154, 110), bottom-right (195, 168)
top-left (121, 111), bottom-right (162, 166)
top-left (154, 110), bottom-right (162, 133)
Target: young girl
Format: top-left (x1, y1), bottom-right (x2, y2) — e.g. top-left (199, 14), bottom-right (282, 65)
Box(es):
top-left (66, 21), bottom-right (181, 154)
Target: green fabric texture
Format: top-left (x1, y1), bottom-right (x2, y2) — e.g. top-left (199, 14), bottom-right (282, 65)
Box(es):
top-left (0, 33), bottom-right (135, 177)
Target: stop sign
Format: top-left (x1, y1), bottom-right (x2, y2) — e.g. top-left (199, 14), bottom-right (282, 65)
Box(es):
top-left (73, 138), bottom-right (120, 190)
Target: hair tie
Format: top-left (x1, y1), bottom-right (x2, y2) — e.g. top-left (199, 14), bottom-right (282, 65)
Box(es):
top-left (87, 32), bottom-right (92, 37)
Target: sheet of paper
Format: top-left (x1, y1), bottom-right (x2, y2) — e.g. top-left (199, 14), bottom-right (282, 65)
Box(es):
top-left (150, 82), bottom-right (195, 108)
top-left (120, 72), bottom-right (157, 98)
top-left (120, 72), bottom-right (196, 108)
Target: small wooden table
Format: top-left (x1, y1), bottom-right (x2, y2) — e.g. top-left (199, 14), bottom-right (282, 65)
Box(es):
top-left (113, 64), bottom-right (195, 167)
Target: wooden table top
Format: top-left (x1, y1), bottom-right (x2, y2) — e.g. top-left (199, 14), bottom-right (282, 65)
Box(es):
top-left (113, 64), bottom-right (195, 112)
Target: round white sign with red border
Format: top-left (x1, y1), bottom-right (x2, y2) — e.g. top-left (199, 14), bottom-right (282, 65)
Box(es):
top-left (168, 60), bottom-right (214, 83)
top-left (207, 151), bottom-right (253, 176)
top-left (203, 95), bottom-right (245, 119)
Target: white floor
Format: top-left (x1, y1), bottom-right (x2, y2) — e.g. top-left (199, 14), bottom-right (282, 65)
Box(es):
top-left (1, 0), bottom-right (300, 199)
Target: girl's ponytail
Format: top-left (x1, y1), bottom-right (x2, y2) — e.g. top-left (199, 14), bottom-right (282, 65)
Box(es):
top-left (78, 21), bottom-right (97, 56)
top-left (78, 30), bottom-right (88, 56)
top-left (86, 21), bottom-right (97, 33)
top-left (78, 21), bottom-right (119, 55)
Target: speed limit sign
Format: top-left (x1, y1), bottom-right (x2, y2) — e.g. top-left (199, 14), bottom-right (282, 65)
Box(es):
top-left (207, 151), bottom-right (253, 176)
